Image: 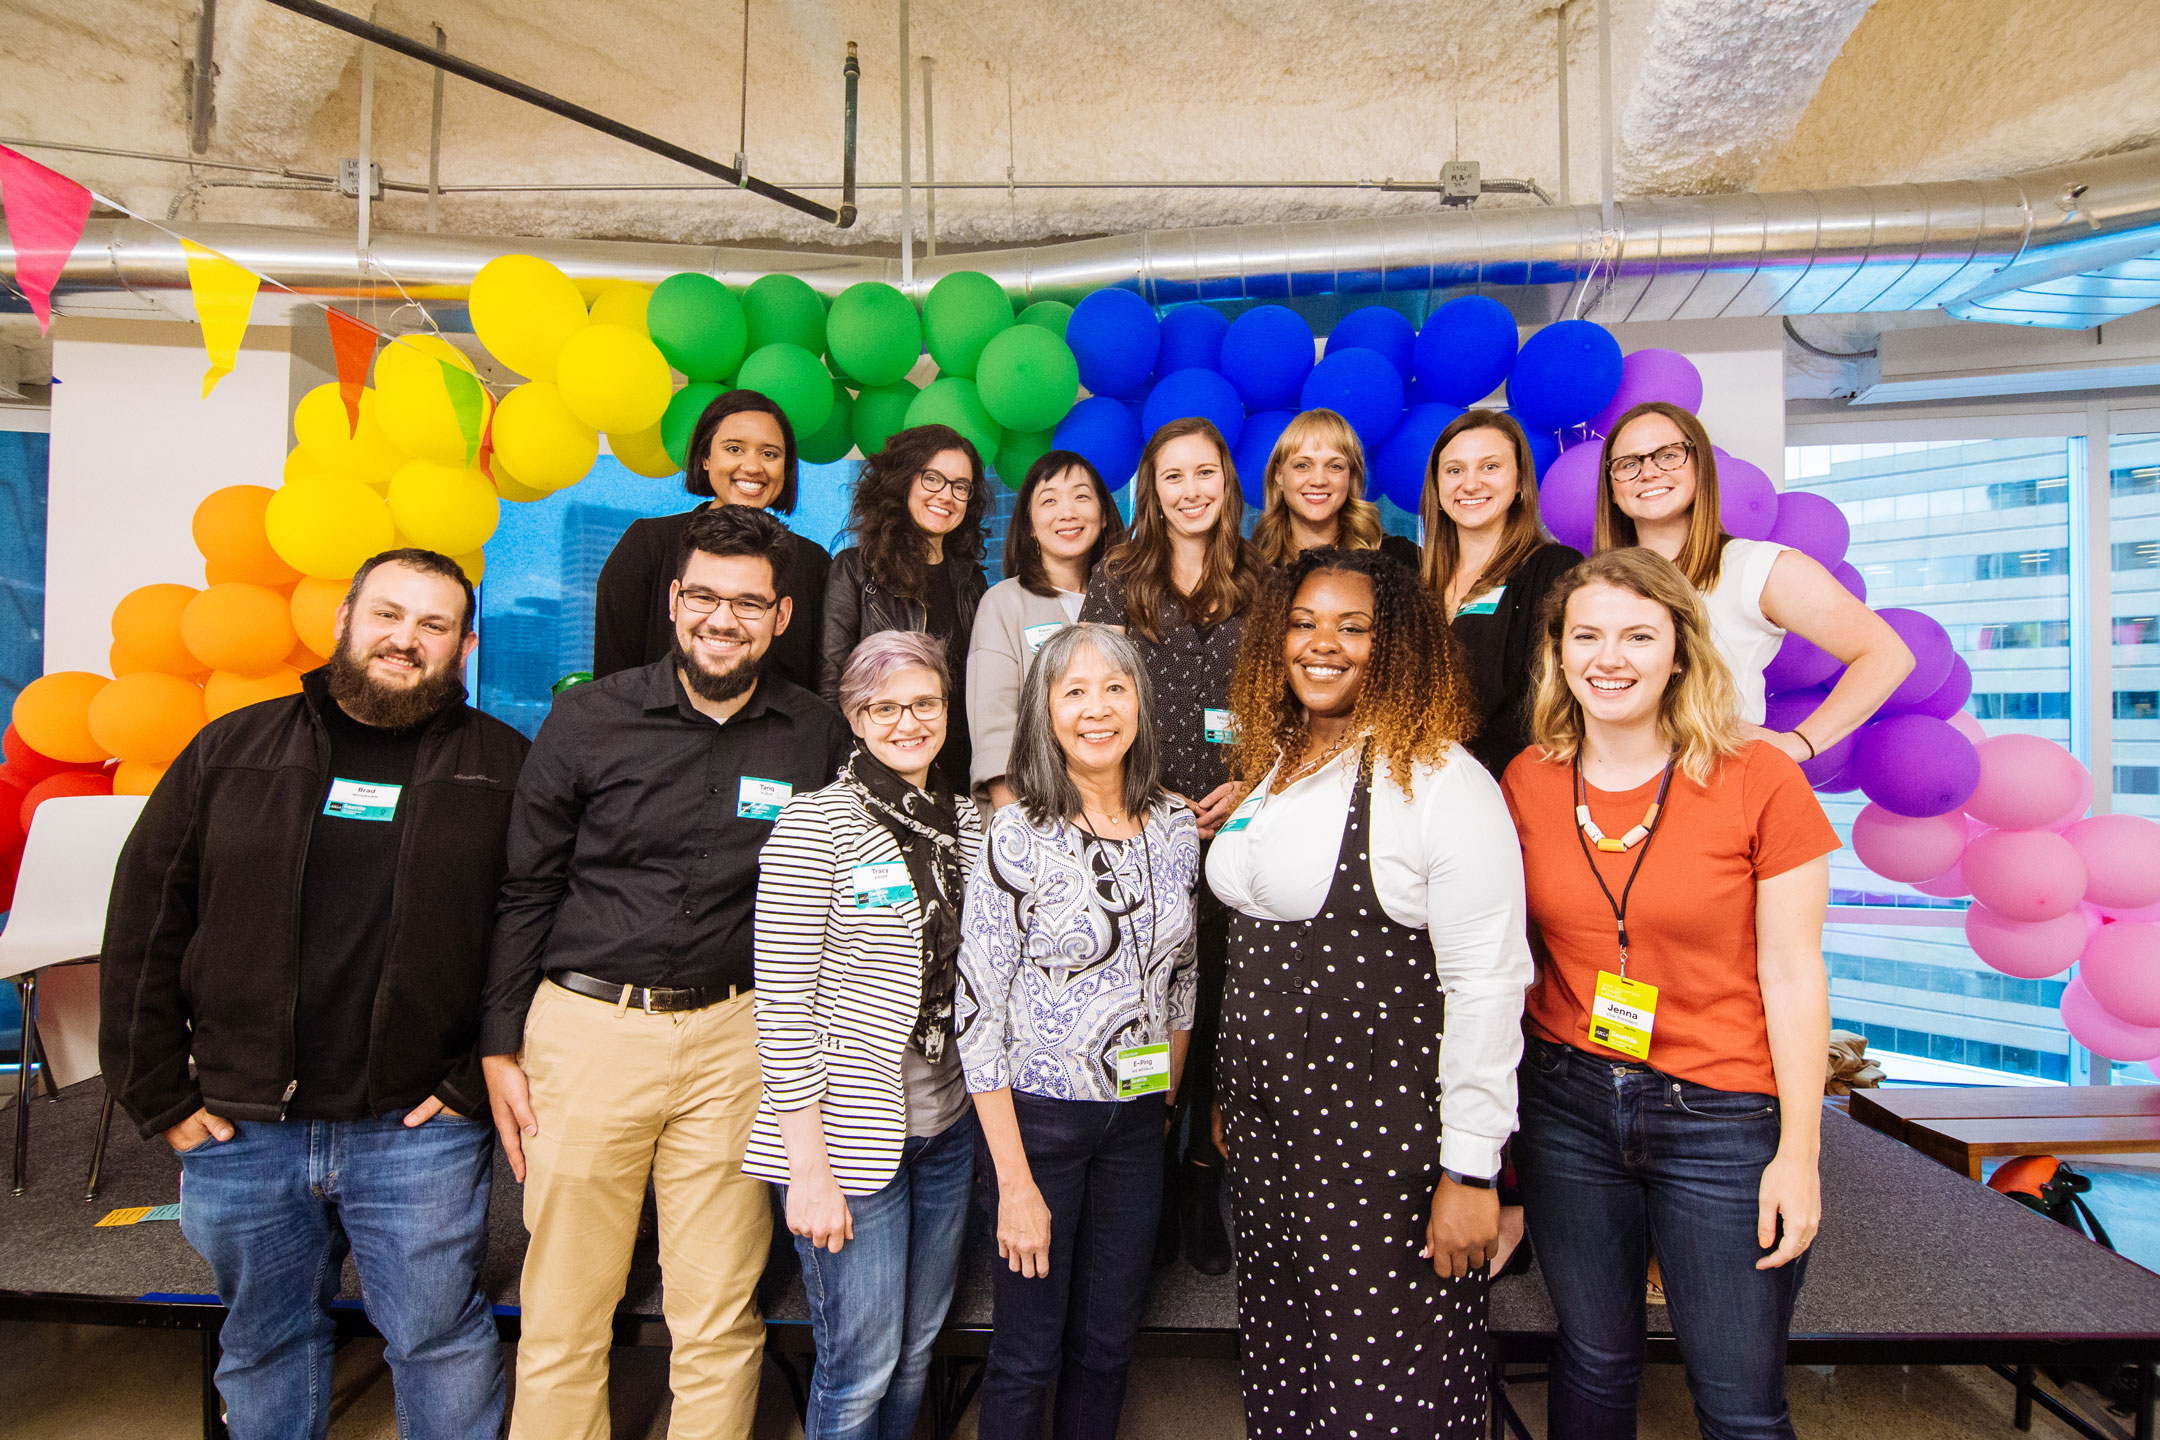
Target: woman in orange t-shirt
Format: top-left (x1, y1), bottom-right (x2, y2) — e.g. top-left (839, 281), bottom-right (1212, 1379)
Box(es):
top-left (1499, 547), bottom-right (1836, 1440)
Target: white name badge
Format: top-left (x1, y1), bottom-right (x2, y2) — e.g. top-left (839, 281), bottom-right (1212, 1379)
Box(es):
top-left (1114, 1042), bottom-right (1171, 1098)
top-left (1219, 793), bottom-right (1262, 834)
top-left (851, 861), bottom-right (915, 909)
top-left (1023, 622), bottom-right (1064, 655)
top-left (1457, 584), bottom-right (1506, 617)
top-left (323, 777), bottom-right (401, 822)
top-left (1203, 707), bottom-right (1236, 744)
top-left (736, 776), bottom-right (792, 821)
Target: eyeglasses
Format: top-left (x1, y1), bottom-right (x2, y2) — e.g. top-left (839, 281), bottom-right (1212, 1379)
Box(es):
top-left (1608, 440), bottom-right (1694, 484)
top-left (860, 697), bottom-right (948, 725)
top-left (915, 468), bottom-right (975, 501)
top-left (677, 589), bottom-right (778, 621)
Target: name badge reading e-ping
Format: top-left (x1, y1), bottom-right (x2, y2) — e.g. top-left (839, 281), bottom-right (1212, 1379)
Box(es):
top-left (1587, 970), bottom-right (1658, 1061)
top-left (1458, 584), bottom-right (1506, 617)
top-left (1115, 1043), bottom-right (1171, 1098)
top-left (1203, 707), bottom-right (1236, 744)
top-left (1023, 622), bottom-right (1064, 655)
top-left (323, 777), bottom-right (401, 821)
top-left (851, 862), bottom-right (915, 909)
top-left (737, 776), bottom-right (792, 821)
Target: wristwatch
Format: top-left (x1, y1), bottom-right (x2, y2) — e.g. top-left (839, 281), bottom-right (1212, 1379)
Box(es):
top-left (1441, 1167), bottom-right (1499, 1190)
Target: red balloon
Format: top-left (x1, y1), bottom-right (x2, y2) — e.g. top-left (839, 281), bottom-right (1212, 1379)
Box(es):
top-left (1, 723), bottom-right (99, 786)
top-left (19, 770), bottom-right (115, 833)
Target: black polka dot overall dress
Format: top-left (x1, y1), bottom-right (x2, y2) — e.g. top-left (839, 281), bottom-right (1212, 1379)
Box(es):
top-left (1218, 754), bottom-right (1487, 1438)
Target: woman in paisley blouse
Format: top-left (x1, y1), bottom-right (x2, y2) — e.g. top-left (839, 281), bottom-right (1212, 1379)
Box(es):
top-left (956, 622), bottom-right (1200, 1440)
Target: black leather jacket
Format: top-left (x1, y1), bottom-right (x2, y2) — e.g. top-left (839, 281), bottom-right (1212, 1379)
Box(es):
top-left (818, 545), bottom-right (988, 707)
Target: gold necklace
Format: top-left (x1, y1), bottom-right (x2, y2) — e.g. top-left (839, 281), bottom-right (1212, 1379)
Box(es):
top-left (1278, 731), bottom-right (1358, 790)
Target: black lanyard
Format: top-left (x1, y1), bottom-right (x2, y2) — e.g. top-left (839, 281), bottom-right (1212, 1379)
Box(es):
top-left (1571, 755), bottom-right (1676, 978)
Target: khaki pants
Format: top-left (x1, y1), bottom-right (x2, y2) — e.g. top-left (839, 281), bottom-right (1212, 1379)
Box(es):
top-left (510, 981), bottom-right (771, 1440)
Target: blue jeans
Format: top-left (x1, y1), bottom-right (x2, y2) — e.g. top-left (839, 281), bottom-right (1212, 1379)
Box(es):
top-left (1513, 1036), bottom-right (1806, 1440)
top-left (974, 1091), bottom-right (1163, 1440)
top-left (177, 1110), bottom-right (504, 1440)
top-left (779, 1109), bottom-right (978, 1440)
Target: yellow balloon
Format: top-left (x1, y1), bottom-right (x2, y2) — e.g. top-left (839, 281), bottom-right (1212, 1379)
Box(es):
top-left (489, 462), bottom-right (552, 504)
top-left (556, 324), bottom-right (672, 434)
top-left (293, 384), bottom-right (409, 483)
top-left (608, 420), bottom-right (679, 478)
top-left (589, 281), bottom-right (654, 333)
top-left (374, 334), bottom-right (493, 466)
top-left (470, 255), bottom-right (590, 381)
top-left (387, 458), bottom-right (501, 555)
top-left (283, 448), bottom-right (339, 487)
top-left (492, 381), bottom-right (600, 491)
top-left (289, 575), bottom-right (346, 657)
top-left (453, 549), bottom-right (487, 583)
top-left (265, 474), bottom-right (397, 579)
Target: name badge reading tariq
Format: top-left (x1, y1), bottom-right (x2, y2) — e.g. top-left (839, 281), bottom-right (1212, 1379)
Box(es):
top-left (1204, 707), bottom-right (1236, 744)
top-left (1457, 584), bottom-right (1507, 617)
top-left (736, 776), bottom-right (792, 821)
top-left (1587, 970), bottom-right (1658, 1061)
top-left (1219, 793), bottom-right (1262, 834)
top-left (1115, 1042), bottom-right (1171, 1098)
top-left (851, 861), bottom-right (915, 909)
top-left (323, 777), bottom-right (401, 821)
top-left (1023, 622), bottom-right (1064, 655)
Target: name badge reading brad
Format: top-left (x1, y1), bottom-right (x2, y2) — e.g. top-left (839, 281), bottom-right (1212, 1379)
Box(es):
top-left (323, 777), bottom-right (401, 821)
top-left (1023, 622), bottom-right (1064, 655)
top-left (1114, 1043), bottom-right (1171, 1098)
top-left (851, 862), bottom-right (915, 909)
top-left (1457, 584), bottom-right (1506, 617)
top-left (736, 776), bottom-right (792, 821)
top-left (1203, 707), bottom-right (1236, 744)
top-left (1587, 970), bottom-right (1658, 1061)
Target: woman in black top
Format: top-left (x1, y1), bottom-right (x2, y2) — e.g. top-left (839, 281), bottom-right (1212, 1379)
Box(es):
top-left (592, 389), bottom-right (830, 691)
top-left (821, 423), bottom-right (990, 792)
top-left (1420, 409), bottom-right (1582, 780)
top-left (1249, 408), bottom-right (1422, 573)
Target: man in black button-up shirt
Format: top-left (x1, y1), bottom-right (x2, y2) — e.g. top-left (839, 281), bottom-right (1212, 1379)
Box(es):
top-left (482, 506), bottom-right (850, 1440)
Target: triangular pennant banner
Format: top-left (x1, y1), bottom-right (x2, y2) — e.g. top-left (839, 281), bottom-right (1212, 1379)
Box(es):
top-left (0, 145), bottom-right (95, 335)
top-left (324, 308), bottom-right (381, 436)
top-left (180, 239), bottom-right (261, 397)
top-left (476, 405), bottom-right (498, 480)
top-left (438, 357), bottom-right (486, 466)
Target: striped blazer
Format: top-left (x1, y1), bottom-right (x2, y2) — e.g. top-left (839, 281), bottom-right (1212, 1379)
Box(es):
top-left (744, 779), bottom-right (984, 1195)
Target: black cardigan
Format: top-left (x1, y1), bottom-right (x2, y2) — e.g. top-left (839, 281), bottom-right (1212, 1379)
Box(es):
top-left (591, 506), bottom-right (831, 694)
top-left (1448, 541), bottom-right (1584, 780)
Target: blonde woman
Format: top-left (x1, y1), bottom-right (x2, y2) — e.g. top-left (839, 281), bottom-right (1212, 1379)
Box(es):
top-left (1249, 408), bottom-right (1421, 571)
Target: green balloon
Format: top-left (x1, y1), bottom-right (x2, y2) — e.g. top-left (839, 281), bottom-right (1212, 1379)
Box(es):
top-left (648, 274), bottom-right (747, 382)
top-left (1017, 300), bottom-right (1074, 340)
top-left (661, 381), bottom-right (727, 467)
top-left (737, 342), bottom-right (835, 438)
top-left (975, 325), bottom-right (1081, 435)
top-left (994, 427), bottom-right (1054, 490)
top-left (799, 381), bottom-right (857, 465)
top-left (921, 271), bottom-right (1013, 379)
top-left (853, 381), bottom-right (920, 457)
top-left (744, 274), bottom-right (828, 356)
top-left (828, 282), bottom-right (923, 388)
top-left (904, 376), bottom-right (1003, 462)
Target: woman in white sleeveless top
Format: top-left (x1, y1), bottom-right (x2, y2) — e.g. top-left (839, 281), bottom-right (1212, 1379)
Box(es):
top-left (1592, 402), bottom-right (1912, 764)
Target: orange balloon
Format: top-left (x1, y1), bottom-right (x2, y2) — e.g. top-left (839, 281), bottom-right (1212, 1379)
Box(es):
top-left (182, 583), bottom-right (298, 678)
top-left (286, 639), bottom-right (329, 672)
top-left (205, 667), bottom-right (304, 720)
top-left (110, 642), bottom-right (151, 677)
top-left (194, 486), bottom-right (303, 588)
top-left (20, 769), bottom-right (114, 831)
top-left (289, 575), bottom-right (346, 659)
top-left (10, 672), bottom-right (112, 763)
top-left (87, 672), bottom-right (207, 764)
top-left (111, 583), bottom-right (208, 678)
top-left (113, 760), bottom-right (170, 797)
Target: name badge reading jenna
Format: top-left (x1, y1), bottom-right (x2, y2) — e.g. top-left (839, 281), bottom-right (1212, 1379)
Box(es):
top-left (1203, 707), bottom-right (1236, 744)
top-left (851, 862), bottom-right (915, 909)
top-left (1457, 584), bottom-right (1507, 617)
top-left (736, 776), bottom-right (792, 821)
top-left (1587, 971), bottom-right (1658, 1061)
top-left (1023, 622), bottom-right (1064, 655)
top-left (1115, 1043), bottom-right (1171, 1098)
top-left (1219, 793), bottom-right (1262, 834)
top-left (323, 777), bottom-right (401, 821)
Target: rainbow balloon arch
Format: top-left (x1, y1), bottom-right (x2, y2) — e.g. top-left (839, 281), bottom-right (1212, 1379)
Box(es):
top-left (3, 253), bottom-right (2157, 1068)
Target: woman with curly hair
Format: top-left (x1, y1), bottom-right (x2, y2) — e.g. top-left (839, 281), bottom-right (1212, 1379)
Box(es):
top-left (1206, 546), bottom-right (1534, 1438)
top-left (1248, 408), bottom-right (1421, 571)
top-left (823, 424), bottom-right (991, 790)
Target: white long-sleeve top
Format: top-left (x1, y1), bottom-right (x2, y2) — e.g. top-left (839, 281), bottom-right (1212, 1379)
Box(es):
top-left (1204, 740), bottom-right (1534, 1178)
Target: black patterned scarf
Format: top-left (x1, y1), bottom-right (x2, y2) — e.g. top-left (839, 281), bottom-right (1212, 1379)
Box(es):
top-left (841, 746), bottom-right (966, 1061)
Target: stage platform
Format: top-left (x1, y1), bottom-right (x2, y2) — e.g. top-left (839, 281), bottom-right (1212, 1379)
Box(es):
top-left (3, 1079), bottom-right (2157, 1440)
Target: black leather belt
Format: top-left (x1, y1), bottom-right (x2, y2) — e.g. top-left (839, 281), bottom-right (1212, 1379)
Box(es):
top-left (546, 970), bottom-right (747, 1013)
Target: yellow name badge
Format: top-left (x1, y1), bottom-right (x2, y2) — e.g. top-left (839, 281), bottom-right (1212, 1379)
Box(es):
top-left (1587, 971), bottom-right (1658, 1060)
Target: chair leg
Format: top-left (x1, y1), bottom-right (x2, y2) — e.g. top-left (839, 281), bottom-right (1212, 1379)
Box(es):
top-left (86, 1090), bottom-right (116, 1203)
top-left (12, 973), bottom-right (36, 1196)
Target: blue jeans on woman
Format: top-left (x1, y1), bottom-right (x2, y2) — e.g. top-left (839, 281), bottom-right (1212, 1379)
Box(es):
top-left (974, 1091), bottom-right (1163, 1440)
top-left (779, 1109), bottom-right (978, 1440)
top-left (1513, 1036), bottom-right (1807, 1440)
top-left (176, 1110), bottom-right (503, 1440)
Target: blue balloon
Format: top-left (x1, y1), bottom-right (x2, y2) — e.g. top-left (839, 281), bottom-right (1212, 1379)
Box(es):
top-left (1065, 289), bottom-right (1160, 400)
top-left (1159, 305), bottom-right (1230, 374)
top-left (1372, 402), bottom-right (1463, 513)
top-left (1107, 367), bottom-right (1158, 403)
top-left (1414, 296), bottom-right (1518, 406)
top-left (1326, 305), bottom-right (1416, 382)
top-left (1052, 394), bottom-right (1145, 488)
top-left (1141, 368), bottom-right (1247, 451)
top-left (1300, 347), bottom-right (1404, 452)
top-left (1524, 427), bottom-right (1560, 479)
top-left (1507, 319), bottom-right (1624, 433)
top-left (1233, 408), bottom-right (1297, 507)
top-left (1220, 305), bottom-right (1315, 410)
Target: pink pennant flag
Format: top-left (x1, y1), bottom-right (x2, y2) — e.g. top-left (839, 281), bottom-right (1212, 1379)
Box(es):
top-left (0, 146), bottom-right (95, 335)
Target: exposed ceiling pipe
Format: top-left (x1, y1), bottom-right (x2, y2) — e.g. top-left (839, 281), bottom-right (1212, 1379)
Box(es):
top-left (839, 43), bottom-right (859, 230)
top-left (12, 147), bottom-right (2160, 332)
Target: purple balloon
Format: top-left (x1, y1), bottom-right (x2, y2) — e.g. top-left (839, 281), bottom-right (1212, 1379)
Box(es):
top-left (1816, 747), bottom-right (1863, 793)
top-left (1890, 652), bottom-right (1973, 720)
top-left (1831, 559), bottom-right (1867, 602)
top-left (1538, 441), bottom-right (1603, 552)
top-left (1764, 631), bottom-right (1842, 693)
top-left (1765, 686), bottom-right (1861, 788)
top-left (1587, 348), bottom-right (1705, 436)
top-left (1877, 607), bottom-right (1955, 711)
top-left (1766, 490), bottom-right (1850, 567)
top-left (1716, 451), bottom-right (1780, 540)
top-left (1855, 714), bottom-right (1982, 818)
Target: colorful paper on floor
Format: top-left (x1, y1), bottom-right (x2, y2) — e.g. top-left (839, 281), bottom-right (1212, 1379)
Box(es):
top-left (96, 1203), bottom-right (181, 1227)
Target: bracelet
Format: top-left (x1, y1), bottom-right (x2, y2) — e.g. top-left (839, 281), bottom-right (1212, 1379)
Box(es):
top-left (1441, 1167), bottom-right (1499, 1190)
top-left (1791, 728), bottom-right (1818, 760)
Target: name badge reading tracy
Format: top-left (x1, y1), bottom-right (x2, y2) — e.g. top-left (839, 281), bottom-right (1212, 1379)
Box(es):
top-left (1587, 971), bottom-right (1659, 1061)
top-left (1023, 622), bottom-right (1064, 655)
top-left (736, 776), bottom-right (792, 821)
top-left (1457, 584), bottom-right (1506, 617)
top-left (851, 862), bottom-right (915, 909)
top-left (1114, 1043), bottom-right (1171, 1098)
top-left (1204, 707), bottom-right (1236, 744)
top-left (1219, 793), bottom-right (1262, 834)
top-left (323, 777), bottom-right (401, 821)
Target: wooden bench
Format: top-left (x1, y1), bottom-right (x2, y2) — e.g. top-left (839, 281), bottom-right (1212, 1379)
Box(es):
top-left (1850, 1085), bottom-right (2160, 1180)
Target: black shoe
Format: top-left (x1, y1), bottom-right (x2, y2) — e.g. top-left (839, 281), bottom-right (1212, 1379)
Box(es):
top-left (1180, 1157), bottom-right (1233, 1276)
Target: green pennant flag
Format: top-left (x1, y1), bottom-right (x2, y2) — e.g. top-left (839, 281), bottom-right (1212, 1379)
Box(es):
top-left (437, 357), bottom-right (486, 466)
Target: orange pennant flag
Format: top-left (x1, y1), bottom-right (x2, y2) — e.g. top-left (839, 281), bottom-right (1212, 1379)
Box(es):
top-left (181, 239), bottom-right (260, 397)
top-left (324, 308), bottom-right (381, 436)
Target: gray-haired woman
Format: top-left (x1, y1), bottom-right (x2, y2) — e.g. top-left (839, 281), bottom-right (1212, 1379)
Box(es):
top-left (956, 623), bottom-right (1200, 1440)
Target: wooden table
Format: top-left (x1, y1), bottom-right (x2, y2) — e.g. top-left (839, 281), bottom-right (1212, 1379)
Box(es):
top-left (1850, 1084), bottom-right (2160, 1179)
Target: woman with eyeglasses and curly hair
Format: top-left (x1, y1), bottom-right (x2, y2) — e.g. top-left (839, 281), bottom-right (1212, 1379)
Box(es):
top-left (1205, 546), bottom-right (1534, 1438)
top-left (823, 424), bottom-right (991, 791)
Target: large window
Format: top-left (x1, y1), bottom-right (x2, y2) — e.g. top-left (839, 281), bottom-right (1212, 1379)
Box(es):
top-left (0, 427), bottom-right (49, 722)
top-left (2112, 435), bottom-right (2160, 826)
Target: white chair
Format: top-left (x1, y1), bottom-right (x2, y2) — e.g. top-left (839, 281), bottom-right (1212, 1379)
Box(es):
top-left (0, 794), bottom-right (147, 1198)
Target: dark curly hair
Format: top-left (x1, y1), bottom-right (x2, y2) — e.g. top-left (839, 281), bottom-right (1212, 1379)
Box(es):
top-left (844, 423), bottom-right (988, 603)
top-left (684, 389), bottom-right (800, 512)
top-left (1228, 546), bottom-right (1475, 796)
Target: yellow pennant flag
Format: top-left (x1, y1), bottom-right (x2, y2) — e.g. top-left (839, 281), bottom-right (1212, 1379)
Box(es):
top-left (181, 238), bottom-right (261, 397)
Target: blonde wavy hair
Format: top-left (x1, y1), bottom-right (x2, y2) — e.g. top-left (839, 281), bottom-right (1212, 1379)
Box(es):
top-left (1528, 547), bottom-right (1743, 785)
top-left (1250, 409), bottom-right (1383, 566)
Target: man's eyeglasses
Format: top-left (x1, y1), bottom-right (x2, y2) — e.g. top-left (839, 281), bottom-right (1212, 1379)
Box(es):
top-left (677, 589), bottom-right (778, 621)
top-left (915, 469), bottom-right (974, 501)
top-left (1607, 440), bottom-right (1694, 484)
top-left (860, 697), bottom-right (948, 725)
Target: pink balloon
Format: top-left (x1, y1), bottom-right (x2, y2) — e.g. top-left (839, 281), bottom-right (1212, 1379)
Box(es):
top-left (2100, 897), bottom-right (2160, 924)
top-left (1714, 451), bottom-right (1780, 541)
top-left (1962, 827), bottom-right (2088, 921)
top-left (2061, 975), bottom-right (2160, 1062)
top-left (2043, 766), bottom-right (2094, 832)
top-left (1851, 804), bottom-right (1970, 884)
top-left (1588, 349), bottom-right (1705, 436)
top-left (1964, 734), bottom-right (2091, 831)
top-left (1912, 858), bottom-right (1971, 898)
top-left (2063, 814), bottom-right (2160, 910)
top-left (1965, 902), bottom-right (2087, 979)
top-left (2081, 921), bottom-right (2160, 1028)
top-left (1538, 441), bottom-right (1602, 552)
top-left (1947, 711), bottom-right (1986, 747)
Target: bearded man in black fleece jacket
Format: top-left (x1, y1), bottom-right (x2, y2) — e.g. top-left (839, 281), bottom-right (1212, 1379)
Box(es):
top-left (100, 549), bottom-right (528, 1440)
